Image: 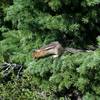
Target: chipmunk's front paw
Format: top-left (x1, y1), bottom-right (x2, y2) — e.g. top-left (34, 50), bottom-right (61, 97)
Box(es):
top-left (52, 54), bottom-right (59, 58)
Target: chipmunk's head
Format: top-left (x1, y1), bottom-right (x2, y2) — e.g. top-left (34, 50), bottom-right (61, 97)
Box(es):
top-left (32, 49), bottom-right (47, 58)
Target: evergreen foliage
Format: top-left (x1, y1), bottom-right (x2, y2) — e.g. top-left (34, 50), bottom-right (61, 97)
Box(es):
top-left (0, 0), bottom-right (100, 99)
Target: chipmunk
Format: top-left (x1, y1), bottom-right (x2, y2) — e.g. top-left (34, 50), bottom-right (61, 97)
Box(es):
top-left (32, 41), bottom-right (64, 58)
top-left (32, 41), bottom-right (94, 58)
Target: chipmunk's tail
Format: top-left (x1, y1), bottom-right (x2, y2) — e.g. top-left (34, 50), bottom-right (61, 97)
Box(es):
top-left (64, 47), bottom-right (84, 53)
top-left (64, 47), bottom-right (94, 53)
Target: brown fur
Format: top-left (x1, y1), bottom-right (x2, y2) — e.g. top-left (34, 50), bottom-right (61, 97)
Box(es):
top-left (32, 50), bottom-right (48, 58)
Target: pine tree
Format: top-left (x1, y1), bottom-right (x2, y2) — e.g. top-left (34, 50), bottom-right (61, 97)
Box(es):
top-left (0, 0), bottom-right (100, 99)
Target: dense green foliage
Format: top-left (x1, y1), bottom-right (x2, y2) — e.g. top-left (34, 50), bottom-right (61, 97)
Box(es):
top-left (0, 0), bottom-right (100, 99)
